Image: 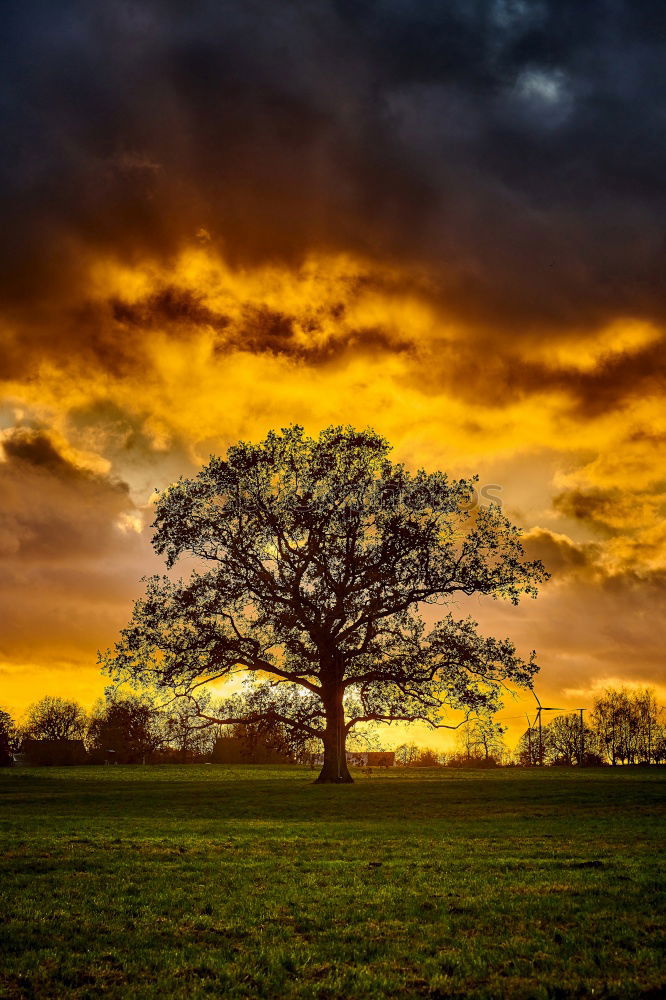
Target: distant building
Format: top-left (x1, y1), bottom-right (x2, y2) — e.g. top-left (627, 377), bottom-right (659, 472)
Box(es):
top-left (347, 751), bottom-right (395, 767)
top-left (21, 738), bottom-right (87, 766)
top-left (210, 735), bottom-right (293, 765)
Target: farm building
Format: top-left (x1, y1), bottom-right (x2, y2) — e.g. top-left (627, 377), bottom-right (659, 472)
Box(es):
top-left (210, 735), bottom-right (293, 765)
top-left (348, 751), bottom-right (395, 767)
top-left (21, 738), bottom-right (87, 766)
top-left (345, 751), bottom-right (396, 767)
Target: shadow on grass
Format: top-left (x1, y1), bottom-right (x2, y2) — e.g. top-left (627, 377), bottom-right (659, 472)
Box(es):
top-left (2, 766), bottom-right (664, 825)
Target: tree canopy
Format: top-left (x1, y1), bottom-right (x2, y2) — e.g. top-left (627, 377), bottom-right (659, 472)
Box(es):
top-left (22, 696), bottom-right (87, 743)
top-left (0, 708), bottom-right (17, 766)
top-left (88, 694), bottom-right (163, 765)
top-left (102, 425), bottom-right (547, 782)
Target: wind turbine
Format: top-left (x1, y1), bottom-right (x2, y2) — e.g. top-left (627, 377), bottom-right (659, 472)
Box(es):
top-left (530, 689), bottom-right (565, 767)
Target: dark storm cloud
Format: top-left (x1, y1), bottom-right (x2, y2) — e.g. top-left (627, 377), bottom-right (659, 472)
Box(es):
top-left (2, 429), bottom-right (75, 474)
top-left (523, 527), bottom-right (602, 579)
top-left (418, 332), bottom-right (666, 415)
top-left (0, 428), bottom-right (132, 562)
top-left (2, 0), bottom-right (666, 345)
top-left (0, 427), bottom-right (158, 669)
top-left (107, 283), bottom-right (414, 362)
top-left (553, 488), bottom-right (622, 535)
top-left (476, 557), bottom-right (666, 695)
top-left (110, 288), bottom-right (230, 333)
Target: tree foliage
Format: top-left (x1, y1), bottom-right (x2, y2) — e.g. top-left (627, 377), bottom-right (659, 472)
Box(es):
top-left (454, 716), bottom-right (507, 765)
top-left (102, 425), bottom-right (546, 782)
top-left (545, 714), bottom-right (591, 766)
top-left (591, 688), bottom-right (665, 765)
top-left (515, 688), bottom-right (665, 767)
top-left (87, 694), bottom-right (163, 764)
top-left (0, 707), bottom-right (18, 766)
top-left (161, 693), bottom-right (220, 763)
top-left (394, 743), bottom-right (423, 767)
top-left (22, 696), bottom-right (87, 742)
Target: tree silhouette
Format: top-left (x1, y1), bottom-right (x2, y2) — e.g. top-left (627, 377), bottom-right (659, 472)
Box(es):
top-left (0, 708), bottom-right (17, 766)
top-left (591, 687), bottom-right (665, 765)
top-left (162, 694), bottom-right (219, 763)
top-left (23, 696), bottom-right (87, 742)
top-left (102, 426), bottom-right (546, 782)
top-left (456, 716), bottom-right (507, 765)
top-left (88, 694), bottom-right (162, 764)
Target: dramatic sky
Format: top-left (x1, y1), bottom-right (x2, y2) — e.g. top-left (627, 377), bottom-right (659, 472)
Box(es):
top-left (1, 1), bottom-right (665, 742)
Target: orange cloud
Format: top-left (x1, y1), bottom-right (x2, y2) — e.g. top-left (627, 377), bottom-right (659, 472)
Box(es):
top-left (1, 248), bottom-right (665, 729)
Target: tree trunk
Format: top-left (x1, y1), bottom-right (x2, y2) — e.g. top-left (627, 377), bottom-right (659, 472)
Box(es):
top-left (315, 689), bottom-right (353, 784)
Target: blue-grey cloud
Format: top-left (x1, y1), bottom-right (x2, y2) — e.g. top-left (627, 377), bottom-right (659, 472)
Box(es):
top-left (1, 0), bottom-right (665, 346)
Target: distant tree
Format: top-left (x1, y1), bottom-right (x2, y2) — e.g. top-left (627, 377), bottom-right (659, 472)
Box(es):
top-left (102, 426), bottom-right (546, 783)
top-left (653, 727), bottom-right (666, 765)
top-left (161, 694), bottom-right (219, 762)
top-left (515, 726), bottom-right (539, 767)
top-left (22, 696), bottom-right (87, 742)
top-left (0, 708), bottom-right (18, 766)
top-left (202, 681), bottom-right (324, 763)
top-left (412, 747), bottom-right (442, 767)
top-left (545, 714), bottom-right (595, 766)
top-left (632, 688), bottom-right (663, 764)
top-left (393, 743), bottom-right (445, 767)
top-left (591, 687), bottom-right (664, 765)
top-left (88, 694), bottom-right (163, 764)
top-left (515, 713), bottom-right (604, 767)
top-left (394, 743), bottom-right (421, 767)
top-left (457, 716), bottom-right (507, 764)
top-left (592, 689), bottom-right (630, 765)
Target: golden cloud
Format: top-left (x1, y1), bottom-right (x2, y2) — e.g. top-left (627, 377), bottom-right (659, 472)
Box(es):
top-left (1, 248), bottom-right (665, 723)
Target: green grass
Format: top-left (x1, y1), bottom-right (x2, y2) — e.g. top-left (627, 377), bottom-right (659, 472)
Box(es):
top-left (1, 766), bottom-right (664, 999)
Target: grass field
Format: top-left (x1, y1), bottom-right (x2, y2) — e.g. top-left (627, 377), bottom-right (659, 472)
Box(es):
top-left (1, 766), bottom-right (664, 999)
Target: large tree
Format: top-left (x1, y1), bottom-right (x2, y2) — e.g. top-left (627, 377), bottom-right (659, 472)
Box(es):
top-left (102, 426), bottom-right (546, 782)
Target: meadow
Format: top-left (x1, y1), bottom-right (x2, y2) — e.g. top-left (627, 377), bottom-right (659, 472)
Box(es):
top-left (0, 765), bottom-right (664, 1000)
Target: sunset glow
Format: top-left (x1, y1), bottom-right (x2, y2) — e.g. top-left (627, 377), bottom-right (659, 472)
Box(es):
top-left (2, 3), bottom-right (665, 743)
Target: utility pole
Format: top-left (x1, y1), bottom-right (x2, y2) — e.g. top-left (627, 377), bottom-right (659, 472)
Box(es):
top-left (647, 711), bottom-right (652, 765)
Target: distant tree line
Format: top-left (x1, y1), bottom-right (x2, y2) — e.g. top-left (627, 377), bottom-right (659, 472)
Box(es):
top-left (392, 687), bottom-right (665, 769)
top-left (516, 688), bottom-right (666, 766)
top-left (0, 692), bottom-right (312, 766)
top-left (1, 685), bottom-right (663, 768)
top-left (395, 717), bottom-right (509, 768)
